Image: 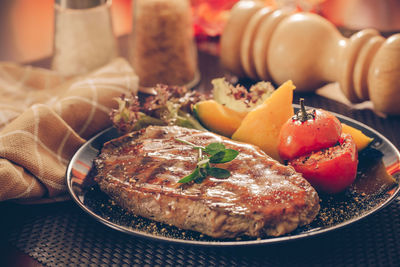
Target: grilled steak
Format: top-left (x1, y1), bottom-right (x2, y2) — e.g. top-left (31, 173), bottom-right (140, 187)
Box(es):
top-left (94, 126), bottom-right (320, 238)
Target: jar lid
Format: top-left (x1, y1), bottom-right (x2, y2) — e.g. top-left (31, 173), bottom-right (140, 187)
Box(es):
top-left (55, 0), bottom-right (108, 9)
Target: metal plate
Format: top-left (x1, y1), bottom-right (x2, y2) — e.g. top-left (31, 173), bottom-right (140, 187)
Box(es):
top-left (66, 110), bottom-right (400, 246)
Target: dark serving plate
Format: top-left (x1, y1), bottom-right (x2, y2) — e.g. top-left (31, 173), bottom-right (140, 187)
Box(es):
top-left (66, 110), bottom-right (400, 246)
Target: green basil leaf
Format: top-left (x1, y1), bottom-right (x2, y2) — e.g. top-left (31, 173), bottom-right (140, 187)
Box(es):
top-left (178, 168), bottom-right (200, 183)
top-left (208, 167), bottom-right (231, 179)
top-left (177, 141), bottom-right (239, 185)
top-left (199, 167), bottom-right (208, 177)
top-left (209, 149), bottom-right (239, 163)
top-left (197, 158), bottom-right (210, 167)
top-left (205, 162), bottom-right (211, 171)
top-left (209, 151), bottom-right (224, 163)
top-left (204, 143), bottom-right (225, 155)
top-left (194, 175), bottom-right (206, 184)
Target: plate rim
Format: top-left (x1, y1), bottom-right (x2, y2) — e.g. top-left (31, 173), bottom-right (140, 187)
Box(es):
top-left (66, 109), bottom-right (400, 247)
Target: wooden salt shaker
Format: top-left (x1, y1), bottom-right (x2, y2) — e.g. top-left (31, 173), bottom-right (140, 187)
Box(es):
top-left (221, 2), bottom-right (400, 115)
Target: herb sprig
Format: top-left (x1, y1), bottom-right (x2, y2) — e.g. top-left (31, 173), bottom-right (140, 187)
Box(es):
top-left (176, 138), bottom-right (239, 184)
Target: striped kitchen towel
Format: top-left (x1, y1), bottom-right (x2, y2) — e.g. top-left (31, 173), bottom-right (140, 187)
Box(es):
top-left (0, 58), bottom-right (138, 202)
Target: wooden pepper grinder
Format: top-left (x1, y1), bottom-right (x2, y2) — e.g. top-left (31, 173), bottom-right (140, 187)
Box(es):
top-left (221, 1), bottom-right (400, 115)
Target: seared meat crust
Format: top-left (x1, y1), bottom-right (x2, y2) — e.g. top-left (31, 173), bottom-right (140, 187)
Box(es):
top-left (94, 126), bottom-right (320, 238)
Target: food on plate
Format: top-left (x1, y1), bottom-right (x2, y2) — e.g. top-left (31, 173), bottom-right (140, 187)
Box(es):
top-left (278, 99), bottom-right (359, 193)
top-left (93, 125), bottom-right (320, 238)
top-left (193, 78), bottom-right (274, 137)
top-left (193, 99), bottom-right (247, 137)
top-left (110, 84), bottom-right (207, 134)
top-left (232, 80), bottom-right (295, 161)
top-left (212, 77), bottom-right (274, 112)
top-left (278, 98), bottom-right (342, 161)
top-left (289, 133), bottom-right (358, 194)
top-left (175, 137), bottom-right (239, 184)
top-left (341, 123), bottom-right (373, 151)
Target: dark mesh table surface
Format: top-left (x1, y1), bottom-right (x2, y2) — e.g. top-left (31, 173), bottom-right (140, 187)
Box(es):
top-left (2, 197), bottom-right (400, 266)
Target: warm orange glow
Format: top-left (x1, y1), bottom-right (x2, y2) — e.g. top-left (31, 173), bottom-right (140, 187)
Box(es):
top-left (0, 0), bottom-right (133, 63)
top-left (1, 0), bottom-right (53, 63)
top-left (191, 0), bottom-right (238, 37)
top-left (111, 0), bottom-right (132, 36)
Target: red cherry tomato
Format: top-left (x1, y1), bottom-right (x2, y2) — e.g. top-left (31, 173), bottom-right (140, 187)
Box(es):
top-left (289, 133), bottom-right (358, 194)
top-left (278, 99), bottom-right (342, 160)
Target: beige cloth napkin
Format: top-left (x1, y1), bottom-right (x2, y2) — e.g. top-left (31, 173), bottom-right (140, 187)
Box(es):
top-left (0, 58), bottom-right (138, 202)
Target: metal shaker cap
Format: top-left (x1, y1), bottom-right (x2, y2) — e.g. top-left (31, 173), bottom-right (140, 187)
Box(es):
top-left (55, 0), bottom-right (109, 9)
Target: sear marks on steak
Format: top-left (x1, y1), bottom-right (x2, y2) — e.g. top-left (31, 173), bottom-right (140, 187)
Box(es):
top-left (94, 126), bottom-right (320, 238)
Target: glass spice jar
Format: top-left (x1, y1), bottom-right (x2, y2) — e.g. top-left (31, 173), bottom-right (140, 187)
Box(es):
top-left (51, 0), bottom-right (117, 76)
top-left (130, 0), bottom-right (199, 89)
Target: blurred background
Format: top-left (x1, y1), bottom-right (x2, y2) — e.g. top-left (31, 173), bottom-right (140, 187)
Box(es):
top-left (0, 0), bottom-right (132, 63)
top-left (1, 0), bottom-right (399, 64)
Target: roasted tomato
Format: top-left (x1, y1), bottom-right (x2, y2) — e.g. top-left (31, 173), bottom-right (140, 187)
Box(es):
top-left (278, 99), bottom-right (342, 160)
top-left (289, 133), bottom-right (358, 194)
